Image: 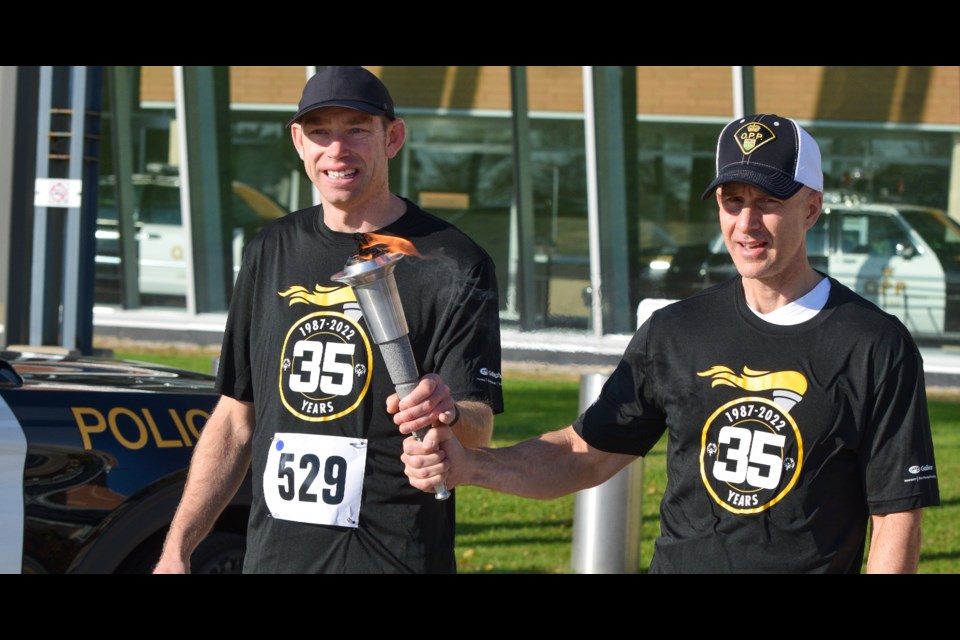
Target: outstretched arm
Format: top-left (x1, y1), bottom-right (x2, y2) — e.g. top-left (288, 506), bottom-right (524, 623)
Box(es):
top-left (153, 395), bottom-right (254, 573)
top-left (403, 423), bottom-right (636, 500)
top-left (866, 509), bottom-right (924, 574)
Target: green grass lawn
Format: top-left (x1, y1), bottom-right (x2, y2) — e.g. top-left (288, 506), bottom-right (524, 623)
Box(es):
top-left (916, 401), bottom-right (960, 573)
top-left (113, 348), bottom-right (220, 376)
top-left (110, 346), bottom-right (958, 573)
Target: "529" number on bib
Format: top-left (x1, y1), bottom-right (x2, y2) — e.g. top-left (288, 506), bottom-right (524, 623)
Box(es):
top-left (263, 432), bottom-right (367, 528)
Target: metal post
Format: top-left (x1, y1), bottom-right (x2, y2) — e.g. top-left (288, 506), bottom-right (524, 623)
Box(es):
top-left (732, 66), bottom-right (756, 118)
top-left (60, 66), bottom-right (87, 348)
top-left (3, 67), bottom-right (38, 347)
top-left (74, 67), bottom-right (102, 355)
top-left (28, 66), bottom-right (54, 346)
top-left (582, 67), bottom-right (604, 338)
top-left (509, 66), bottom-right (538, 331)
top-left (27, 66), bottom-right (100, 352)
top-left (175, 65), bottom-right (233, 314)
top-left (0, 66), bottom-right (16, 347)
top-left (589, 67), bottom-right (637, 335)
top-left (948, 133), bottom-right (960, 221)
top-left (570, 372), bottom-right (644, 573)
top-left (108, 66), bottom-right (141, 309)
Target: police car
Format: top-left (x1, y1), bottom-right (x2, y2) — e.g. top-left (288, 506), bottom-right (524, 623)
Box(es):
top-left (813, 200), bottom-right (960, 340)
top-left (0, 347), bottom-right (249, 574)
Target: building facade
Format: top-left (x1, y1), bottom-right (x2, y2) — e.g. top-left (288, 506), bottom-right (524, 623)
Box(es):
top-left (4, 66), bottom-right (960, 351)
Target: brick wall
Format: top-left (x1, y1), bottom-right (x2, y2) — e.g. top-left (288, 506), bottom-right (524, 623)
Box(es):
top-left (758, 66), bottom-right (960, 124)
top-left (140, 66), bottom-right (173, 103)
top-left (756, 66), bottom-right (825, 119)
top-left (922, 66), bottom-right (960, 124)
top-left (637, 66), bottom-right (733, 116)
top-left (375, 66), bottom-right (508, 110)
top-left (229, 66), bottom-right (307, 104)
top-left (140, 66), bottom-right (306, 104)
top-left (137, 66), bottom-right (960, 125)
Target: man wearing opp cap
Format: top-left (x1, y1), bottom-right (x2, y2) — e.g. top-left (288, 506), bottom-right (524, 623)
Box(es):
top-left (155, 66), bottom-right (503, 573)
top-left (402, 114), bottom-right (940, 573)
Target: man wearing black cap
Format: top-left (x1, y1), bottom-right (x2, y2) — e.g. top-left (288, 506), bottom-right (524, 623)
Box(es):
top-left (401, 114), bottom-right (940, 573)
top-left (155, 66), bottom-right (503, 573)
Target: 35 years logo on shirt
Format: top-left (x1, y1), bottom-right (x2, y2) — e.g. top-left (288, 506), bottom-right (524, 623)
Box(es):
top-left (278, 309), bottom-right (374, 422)
top-left (698, 365), bottom-right (807, 514)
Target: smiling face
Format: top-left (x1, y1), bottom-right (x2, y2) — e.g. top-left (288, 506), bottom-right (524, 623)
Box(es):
top-left (291, 107), bottom-right (405, 218)
top-left (717, 182), bottom-right (823, 291)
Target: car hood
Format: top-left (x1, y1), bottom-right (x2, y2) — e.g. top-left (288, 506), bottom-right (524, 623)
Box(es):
top-left (0, 349), bottom-right (216, 394)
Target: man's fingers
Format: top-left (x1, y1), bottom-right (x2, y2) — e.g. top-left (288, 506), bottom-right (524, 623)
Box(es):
top-left (401, 433), bottom-right (449, 490)
top-left (401, 436), bottom-right (446, 467)
top-left (394, 399), bottom-right (457, 434)
top-left (396, 374), bottom-right (448, 411)
top-left (404, 424), bottom-right (453, 452)
top-left (385, 392), bottom-right (400, 415)
top-left (387, 374), bottom-right (455, 433)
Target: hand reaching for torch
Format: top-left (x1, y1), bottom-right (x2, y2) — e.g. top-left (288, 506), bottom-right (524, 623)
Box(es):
top-left (390, 375), bottom-right (467, 494)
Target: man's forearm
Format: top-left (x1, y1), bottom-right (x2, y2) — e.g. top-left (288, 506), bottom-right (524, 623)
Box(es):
top-left (460, 426), bottom-right (635, 500)
top-left (450, 400), bottom-right (494, 448)
top-left (155, 397), bottom-right (254, 571)
top-left (867, 509), bottom-right (924, 574)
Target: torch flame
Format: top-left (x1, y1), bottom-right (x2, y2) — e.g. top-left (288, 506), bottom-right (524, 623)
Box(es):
top-left (356, 232), bottom-right (422, 260)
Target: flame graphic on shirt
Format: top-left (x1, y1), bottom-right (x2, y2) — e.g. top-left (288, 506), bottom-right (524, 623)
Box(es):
top-left (698, 365), bottom-right (808, 413)
top-left (278, 284), bottom-right (358, 308)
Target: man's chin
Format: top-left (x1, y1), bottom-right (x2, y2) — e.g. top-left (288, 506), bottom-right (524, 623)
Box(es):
top-left (317, 191), bottom-right (364, 212)
top-left (733, 262), bottom-right (770, 281)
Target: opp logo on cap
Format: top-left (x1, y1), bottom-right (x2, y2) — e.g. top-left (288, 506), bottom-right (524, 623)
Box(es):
top-left (735, 122), bottom-right (776, 154)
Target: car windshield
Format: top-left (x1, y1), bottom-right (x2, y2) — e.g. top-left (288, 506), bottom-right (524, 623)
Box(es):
top-left (898, 208), bottom-right (960, 254)
top-left (138, 182), bottom-right (182, 225)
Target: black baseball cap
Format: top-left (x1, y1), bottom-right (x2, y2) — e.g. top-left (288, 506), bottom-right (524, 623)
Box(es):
top-left (701, 114), bottom-right (823, 200)
top-left (286, 66), bottom-right (396, 127)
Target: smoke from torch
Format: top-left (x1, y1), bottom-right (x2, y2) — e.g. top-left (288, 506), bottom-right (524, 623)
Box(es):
top-left (331, 234), bottom-right (451, 501)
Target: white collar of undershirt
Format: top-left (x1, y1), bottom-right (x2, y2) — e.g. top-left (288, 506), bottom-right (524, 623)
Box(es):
top-left (748, 277), bottom-right (832, 325)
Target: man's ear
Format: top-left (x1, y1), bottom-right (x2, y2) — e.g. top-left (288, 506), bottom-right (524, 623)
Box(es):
top-left (291, 123), bottom-right (304, 160)
top-left (804, 189), bottom-right (824, 230)
top-left (385, 118), bottom-right (406, 159)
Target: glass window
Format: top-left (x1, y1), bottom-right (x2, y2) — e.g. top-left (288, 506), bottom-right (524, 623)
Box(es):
top-left (397, 111), bottom-right (590, 330)
top-left (229, 114), bottom-right (310, 215)
top-left (807, 216), bottom-right (829, 257)
top-left (899, 207), bottom-right (960, 252)
top-left (840, 212), bottom-right (912, 256)
top-left (813, 127), bottom-right (952, 209)
top-left (97, 67), bottom-right (185, 310)
top-left (635, 121), bottom-right (726, 304)
top-left (397, 113), bottom-right (513, 314)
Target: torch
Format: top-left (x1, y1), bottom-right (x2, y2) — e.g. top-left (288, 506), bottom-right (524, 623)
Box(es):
top-left (331, 242), bottom-right (451, 501)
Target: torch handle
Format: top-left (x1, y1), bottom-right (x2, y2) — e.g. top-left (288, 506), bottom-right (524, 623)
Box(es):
top-left (395, 381), bottom-right (451, 501)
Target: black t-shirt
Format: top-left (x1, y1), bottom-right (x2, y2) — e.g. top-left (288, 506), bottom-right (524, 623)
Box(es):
top-left (217, 199), bottom-right (504, 573)
top-left (574, 276), bottom-right (940, 573)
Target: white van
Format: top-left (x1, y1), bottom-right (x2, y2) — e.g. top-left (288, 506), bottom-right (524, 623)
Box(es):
top-left (95, 174), bottom-right (286, 304)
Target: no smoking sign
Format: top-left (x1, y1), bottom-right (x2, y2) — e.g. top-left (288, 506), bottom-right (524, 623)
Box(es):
top-left (34, 178), bottom-right (82, 208)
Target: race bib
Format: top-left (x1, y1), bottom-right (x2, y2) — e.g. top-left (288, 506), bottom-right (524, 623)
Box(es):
top-left (263, 432), bottom-right (368, 528)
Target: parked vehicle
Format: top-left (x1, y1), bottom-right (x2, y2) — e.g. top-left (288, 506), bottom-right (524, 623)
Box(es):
top-left (95, 172), bottom-right (286, 305)
top-left (0, 347), bottom-right (249, 573)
